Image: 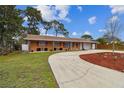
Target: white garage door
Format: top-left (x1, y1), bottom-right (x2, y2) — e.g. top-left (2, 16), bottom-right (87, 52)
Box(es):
top-left (83, 43), bottom-right (91, 50)
top-left (92, 44), bottom-right (96, 49)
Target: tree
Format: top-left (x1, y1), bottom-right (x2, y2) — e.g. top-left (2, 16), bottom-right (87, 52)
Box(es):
top-left (24, 7), bottom-right (43, 35)
top-left (51, 20), bottom-right (69, 37)
top-left (104, 16), bottom-right (122, 54)
top-left (96, 34), bottom-right (121, 44)
top-left (0, 6), bottom-right (69, 55)
top-left (103, 34), bottom-right (121, 43)
top-left (51, 20), bottom-right (60, 36)
top-left (96, 37), bottom-right (107, 44)
top-left (63, 29), bottom-right (69, 37)
top-left (58, 22), bottom-right (69, 37)
top-left (43, 22), bottom-right (52, 35)
top-left (81, 34), bottom-right (93, 40)
top-left (0, 6), bottom-right (23, 55)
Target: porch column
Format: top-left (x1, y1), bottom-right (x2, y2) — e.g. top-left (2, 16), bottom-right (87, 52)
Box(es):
top-left (52, 41), bottom-right (54, 51)
top-left (92, 43), bottom-right (96, 49)
top-left (80, 42), bottom-right (83, 50)
top-left (70, 42), bottom-right (72, 50)
top-left (28, 40), bottom-right (30, 52)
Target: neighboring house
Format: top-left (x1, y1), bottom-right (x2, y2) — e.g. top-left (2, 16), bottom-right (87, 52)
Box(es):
top-left (22, 34), bottom-right (97, 52)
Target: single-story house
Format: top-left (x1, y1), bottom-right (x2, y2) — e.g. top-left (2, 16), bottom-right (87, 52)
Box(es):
top-left (22, 34), bottom-right (97, 52)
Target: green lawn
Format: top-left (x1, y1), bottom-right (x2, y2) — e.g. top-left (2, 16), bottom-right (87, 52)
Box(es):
top-left (0, 52), bottom-right (58, 88)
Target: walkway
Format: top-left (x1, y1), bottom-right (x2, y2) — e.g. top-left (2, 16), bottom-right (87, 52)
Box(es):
top-left (49, 50), bottom-right (124, 88)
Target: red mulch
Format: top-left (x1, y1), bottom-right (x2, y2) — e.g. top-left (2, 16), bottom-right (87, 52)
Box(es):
top-left (79, 52), bottom-right (124, 72)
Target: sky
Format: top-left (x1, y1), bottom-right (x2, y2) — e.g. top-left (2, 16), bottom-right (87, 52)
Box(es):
top-left (16, 5), bottom-right (124, 40)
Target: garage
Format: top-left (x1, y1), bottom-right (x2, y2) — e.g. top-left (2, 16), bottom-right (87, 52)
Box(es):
top-left (83, 43), bottom-right (91, 50)
top-left (92, 44), bottom-right (96, 49)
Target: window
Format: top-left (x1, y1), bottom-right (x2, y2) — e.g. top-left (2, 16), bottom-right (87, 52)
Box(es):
top-left (59, 48), bottom-right (63, 50)
top-left (54, 48), bottom-right (57, 51)
top-left (44, 48), bottom-right (48, 51)
top-left (54, 42), bottom-right (61, 47)
top-left (39, 41), bottom-right (46, 46)
top-left (37, 41), bottom-right (39, 46)
top-left (76, 43), bottom-right (79, 48)
top-left (64, 42), bottom-right (70, 48)
top-left (72, 43), bottom-right (75, 47)
top-left (37, 48), bottom-right (41, 51)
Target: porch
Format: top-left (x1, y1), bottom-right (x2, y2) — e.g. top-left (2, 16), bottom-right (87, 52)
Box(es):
top-left (28, 41), bottom-right (86, 52)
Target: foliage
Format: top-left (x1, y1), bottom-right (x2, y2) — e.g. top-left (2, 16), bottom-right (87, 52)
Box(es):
top-left (50, 20), bottom-right (69, 37)
top-left (24, 7), bottom-right (43, 35)
top-left (96, 37), bottom-right (108, 44)
top-left (81, 34), bottom-right (93, 40)
top-left (96, 35), bottom-right (121, 45)
top-left (0, 6), bottom-right (23, 55)
top-left (43, 22), bottom-right (52, 35)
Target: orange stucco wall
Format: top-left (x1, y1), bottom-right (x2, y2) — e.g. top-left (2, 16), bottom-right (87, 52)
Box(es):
top-left (71, 42), bottom-right (80, 50)
top-left (29, 41), bottom-right (53, 52)
top-left (29, 41), bottom-right (38, 52)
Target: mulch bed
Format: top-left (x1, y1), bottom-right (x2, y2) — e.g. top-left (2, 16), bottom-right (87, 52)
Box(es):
top-left (79, 52), bottom-right (124, 72)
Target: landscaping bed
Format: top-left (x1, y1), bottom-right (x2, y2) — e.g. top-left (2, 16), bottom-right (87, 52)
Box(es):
top-left (79, 52), bottom-right (124, 72)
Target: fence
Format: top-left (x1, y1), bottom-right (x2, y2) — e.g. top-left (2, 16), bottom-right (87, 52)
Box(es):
top-left (97, 44), bottom-right (124, 50)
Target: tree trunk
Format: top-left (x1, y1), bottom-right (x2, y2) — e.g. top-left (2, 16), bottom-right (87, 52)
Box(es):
top-left (56, 31), bottom-right (58, 37)
top-left (112, 42), bottom-right (115, 55)
top-left (45, 30), bottom-right (48, 35)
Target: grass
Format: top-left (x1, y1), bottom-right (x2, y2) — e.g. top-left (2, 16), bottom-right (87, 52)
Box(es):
top-left (0, 52), bottom-right (58, 88)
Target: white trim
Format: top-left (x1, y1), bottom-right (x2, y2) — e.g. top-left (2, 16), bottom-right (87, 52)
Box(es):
top-left (80, 43), bottom-right (83, 50)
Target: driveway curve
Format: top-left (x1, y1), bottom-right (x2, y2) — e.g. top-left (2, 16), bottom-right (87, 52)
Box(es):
top-left (49, 50), bottom-right (124, 88)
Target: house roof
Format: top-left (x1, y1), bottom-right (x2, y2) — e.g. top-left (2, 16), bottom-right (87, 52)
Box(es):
top-left (24, 34), bottom-right (97, 43)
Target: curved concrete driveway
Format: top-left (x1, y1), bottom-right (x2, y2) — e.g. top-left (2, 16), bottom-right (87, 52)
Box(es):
top-left (49, 50), bottom-right (124, 88)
